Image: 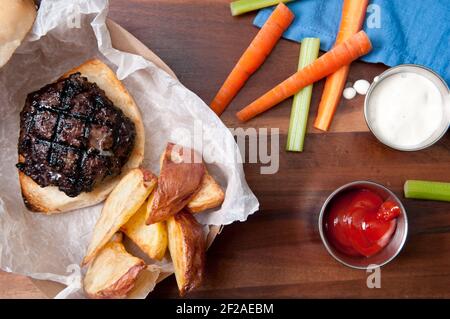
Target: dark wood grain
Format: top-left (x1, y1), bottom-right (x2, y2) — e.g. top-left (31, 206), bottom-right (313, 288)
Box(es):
top-left (1, 0), bottom-right (449, 299)
top-left (107, 0), bottom-right (450, 298)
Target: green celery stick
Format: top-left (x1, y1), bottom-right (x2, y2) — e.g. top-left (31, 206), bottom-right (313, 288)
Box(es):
top-left (404, 180), bottom-right (450, 202)
top-left (230, 0), bottom-right (293, 16)
top-left (286, 38), bottom-right (320, 152)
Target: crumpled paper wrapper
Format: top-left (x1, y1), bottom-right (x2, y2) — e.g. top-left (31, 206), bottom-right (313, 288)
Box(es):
top-left (0, 0), bottom-right (259, 298)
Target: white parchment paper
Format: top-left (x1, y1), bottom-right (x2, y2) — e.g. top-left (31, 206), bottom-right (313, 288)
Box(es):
top-left (0, 0), bottom-right (259, 298)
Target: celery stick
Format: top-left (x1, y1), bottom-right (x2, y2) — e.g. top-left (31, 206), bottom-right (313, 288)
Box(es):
top-left (286, 38), bottom-right (320, 152)
top-left (404, 180), bottom-right (450, 202)
top-left (230, 0), bottom-right (293, 16)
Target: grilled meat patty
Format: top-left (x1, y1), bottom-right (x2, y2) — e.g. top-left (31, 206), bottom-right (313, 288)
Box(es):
top-left (17, 73), bottom-right (136, 197)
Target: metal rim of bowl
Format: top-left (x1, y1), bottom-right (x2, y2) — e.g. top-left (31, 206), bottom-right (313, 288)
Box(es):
top-left (318, 180), bottom-right (409, 270)
top-left (364, 64), bottom-right (450, 152)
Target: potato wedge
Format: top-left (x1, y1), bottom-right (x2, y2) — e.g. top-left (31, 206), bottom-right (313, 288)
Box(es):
top-left (146, 143), bottom-right (205, 224)
top-left (83, 233), bottom-right (146, 299)
top-left (121, 199), bottom-right (168, 260)
top-left (187, 170), bottom-right (225, 213)
top-left (167, 210), bottom-right (206, 296)
top-left (82, 168), bottom-right (157, 266)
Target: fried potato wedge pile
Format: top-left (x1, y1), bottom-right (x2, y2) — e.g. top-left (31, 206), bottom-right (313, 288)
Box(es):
top-left (82, 143), bottom-right (225, 298)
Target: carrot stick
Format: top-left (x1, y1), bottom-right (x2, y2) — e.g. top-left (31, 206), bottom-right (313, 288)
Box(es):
top-left (211, 3), bottom-right (294, 116)
top-left (236, 31), bottom-right (372, 122)
top-left (314, 0), bottom-right (369, 131)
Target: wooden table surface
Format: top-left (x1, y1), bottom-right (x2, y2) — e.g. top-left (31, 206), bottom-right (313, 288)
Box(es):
top-left (1, 0), bottom-right (449, 299)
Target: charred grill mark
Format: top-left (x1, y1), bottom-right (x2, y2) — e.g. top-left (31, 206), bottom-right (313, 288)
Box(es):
top-left (17, 73), bottom-right (136, 197)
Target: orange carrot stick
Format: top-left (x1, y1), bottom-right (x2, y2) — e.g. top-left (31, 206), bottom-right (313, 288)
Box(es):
top-left (314, 0), bottom-right (369, 131)
top-left (211, 3), bottom-right (294, 116)
top-left (236, 31), bottom-right (372, 122)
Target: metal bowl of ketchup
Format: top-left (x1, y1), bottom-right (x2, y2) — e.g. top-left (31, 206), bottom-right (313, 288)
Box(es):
top-left (318, 181), bottom-right (408, 269)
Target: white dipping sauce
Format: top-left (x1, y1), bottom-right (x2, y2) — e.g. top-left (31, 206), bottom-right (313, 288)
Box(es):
top-left (367, 72), bottom-right (444, 149)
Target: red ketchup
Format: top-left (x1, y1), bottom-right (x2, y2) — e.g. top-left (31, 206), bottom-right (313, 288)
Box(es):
top-left (324, 189), bottom-right (401, 257)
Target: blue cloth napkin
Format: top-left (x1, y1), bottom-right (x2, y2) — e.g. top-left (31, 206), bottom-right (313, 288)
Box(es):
top-left (254, 0), bottom-right (450, 85)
